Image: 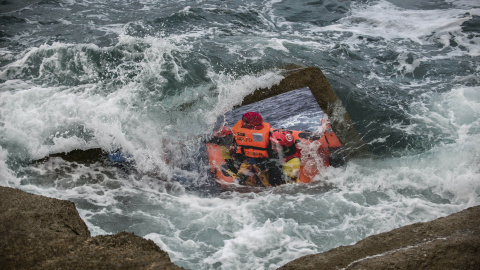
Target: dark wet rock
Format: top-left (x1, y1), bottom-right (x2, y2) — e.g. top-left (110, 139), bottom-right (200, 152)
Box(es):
top-left (0, 186), bottom-right (184, 270)
top-left (242, 65), bottom-right (369, 158)
top-left (278, 205), bottom-right (480, 270)
top-left (38, 148), bottom-right (106, 163)
top-left (461, 15), bottom-right (480, 34)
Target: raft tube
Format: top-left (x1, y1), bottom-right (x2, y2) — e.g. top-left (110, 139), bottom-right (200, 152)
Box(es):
top-left (207, 123), bottom-right (344, 188)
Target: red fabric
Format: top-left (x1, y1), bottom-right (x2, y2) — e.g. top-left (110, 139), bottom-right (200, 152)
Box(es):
top-left (241, 112), bottom-right (264, 129)
top-left (214, 126), bottom-right (233, 137)
top-left (270, 130), bottom-right (294, 147)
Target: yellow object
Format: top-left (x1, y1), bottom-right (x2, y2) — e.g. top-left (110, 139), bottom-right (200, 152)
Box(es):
top-left (220, 146), bottom-right (231, 160)
top-left (282, 157), bottom-right (301, 183)
top-left (237, 162), bottom-right (253, 176)
top-left (258, 171), bottom-right (270, 187)
top-left (236, 160), bottom-right (270, 187)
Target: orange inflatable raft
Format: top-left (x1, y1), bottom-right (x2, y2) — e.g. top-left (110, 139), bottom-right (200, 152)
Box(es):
top-left (206, 121), bottom-right (343, 188)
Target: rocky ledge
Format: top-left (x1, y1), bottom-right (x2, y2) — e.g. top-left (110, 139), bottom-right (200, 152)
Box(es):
top-left (279, 204), bottom-right (480, 270)
top-left (243, 65), bottom-right (369, 159)
top-left (0, 186), bottom-right (184, 270)
top-left (2, 186), bottom-right (478, 270)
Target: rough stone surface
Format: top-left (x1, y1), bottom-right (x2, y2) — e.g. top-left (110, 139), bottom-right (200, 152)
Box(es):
top-left (2, 185), bottom-right (479, 270)
top-left (278, 205), bottom-right (480, 270)
top-left (0, 186), bottom-right (184, 270)
top-left (242, 65), bottom-right (369, 158)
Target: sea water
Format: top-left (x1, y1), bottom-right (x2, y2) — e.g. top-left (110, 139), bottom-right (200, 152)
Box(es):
top-left (1, 0), bottom-right (479, 269)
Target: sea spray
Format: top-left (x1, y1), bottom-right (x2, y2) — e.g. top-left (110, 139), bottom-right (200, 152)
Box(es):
top-left (1, 0), bottom-right (479, 269)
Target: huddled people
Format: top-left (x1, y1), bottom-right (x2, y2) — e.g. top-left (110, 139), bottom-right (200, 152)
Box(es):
top-left (213, 111), bottom-right (302, 187)
top-left (270, 129), bottom-right (302, 183)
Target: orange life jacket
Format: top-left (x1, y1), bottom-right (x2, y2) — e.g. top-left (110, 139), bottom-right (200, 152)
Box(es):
top-left (233, 120), bottom-right (271, 158)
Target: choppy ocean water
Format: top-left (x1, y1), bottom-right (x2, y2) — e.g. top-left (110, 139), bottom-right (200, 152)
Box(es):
top-left (1, 0), bottom-right (479, 269)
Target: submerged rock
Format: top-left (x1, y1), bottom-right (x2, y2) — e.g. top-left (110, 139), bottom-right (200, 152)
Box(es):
top-left (0, 186), bottom-right (184, 270)
top-left (278, 205), bottom-right (480, 270)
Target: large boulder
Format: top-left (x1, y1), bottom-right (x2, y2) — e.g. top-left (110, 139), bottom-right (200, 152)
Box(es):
top-left (0, 186), bottom-right (184, 270)
top-left (278, 205), bottom-right (480, 270)
top-left (242, 65), bottom-right (369, 158)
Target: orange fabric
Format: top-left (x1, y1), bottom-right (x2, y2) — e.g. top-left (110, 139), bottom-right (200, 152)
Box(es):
top-left (325, 130), bottom-right (341, 149)
top-left (206, 143), bottom-right (234, 187)
top-left (275, 130), bottom-right (301, 162)
top-left (208, 125), bottom-right (343, 188)
top-left (233, 120), bottom-right (271, 158)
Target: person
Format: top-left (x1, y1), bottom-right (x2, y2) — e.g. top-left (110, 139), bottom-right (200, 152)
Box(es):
top-left (232, 111), bottom-right (271, 158)
top-left (210, 126), bottom-right (239, 177)
top-left (231, 112), bottom-right (284, 187)
top-left (270, 129), bottom-right (302, 183)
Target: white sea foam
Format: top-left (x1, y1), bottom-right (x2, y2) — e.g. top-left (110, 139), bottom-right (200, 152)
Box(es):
top-left (1, 1), bottom-right (479, 269)
top-left (210, 71), bottom-right (284, 123)
top-left (0, 82), bottom-right (107, 160)
top-left (204, 218), bottom-right (317, 269)
top-left (310, 0), bottom-right (480, 56)
top-left (446, 0), bottom-right (480, 9)
top-left (141, 145), bottom-right (480, 269)
top-left (0, 146), bottom-right (17, 187)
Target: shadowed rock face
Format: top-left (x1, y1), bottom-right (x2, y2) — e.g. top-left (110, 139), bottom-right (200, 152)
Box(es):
top-left (242, 66), bottom-right (369, 159)
top-left (0, 187), bottom-right (184, 270)
top-left (278, 205), bottom-right (480, 270)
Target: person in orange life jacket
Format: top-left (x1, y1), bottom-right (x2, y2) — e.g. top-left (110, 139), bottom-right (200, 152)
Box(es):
top-left (232, 112), bottom-right (284, 186)
top-left (270, 129), bottom-right (302, 183)
top-left (210, 126), bottom-right (239, 176)
top-left (209, 125), bottom-right (267, 187)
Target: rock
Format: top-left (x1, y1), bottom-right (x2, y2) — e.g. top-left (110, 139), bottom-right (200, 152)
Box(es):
top-left (278, 205), bottom-right (480, 270)
top-left (0, 186), bottom-right (184, 270)
top-left (34, 148), bottom-right (106, 164)
top-left (2, 178), bottom-right (479, 270)
top-left (242, 66), bottom-right (369, 158)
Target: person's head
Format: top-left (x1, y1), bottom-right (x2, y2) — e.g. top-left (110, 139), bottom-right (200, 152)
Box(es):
top-left (241, 112), bottom-right (264, 129)
top-left (270, 130), bottom-right (295, 155)
top-left (213, 126), bottom-right (234, 145)
top-left (214, 126), bottom-right (233, 137)
top-left (270, 130), bottom-right (294, 147)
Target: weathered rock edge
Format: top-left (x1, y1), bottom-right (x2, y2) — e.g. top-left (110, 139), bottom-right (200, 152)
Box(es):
top-left (242, 65), bottom-right (369, 158)
top-left (0, 186), bottom-right (184, 270)
top-left (279, 205), bottom-right (480, 270)
top-left (2, 188), bottom-right (479, 270)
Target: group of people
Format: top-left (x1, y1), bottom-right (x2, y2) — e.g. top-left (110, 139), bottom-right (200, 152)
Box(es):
top-left (211, 111), bottom-right (303, 187)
